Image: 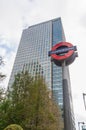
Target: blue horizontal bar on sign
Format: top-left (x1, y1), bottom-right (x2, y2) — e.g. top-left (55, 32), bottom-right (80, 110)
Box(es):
top-left (48, 46), bottom-right (77, 56)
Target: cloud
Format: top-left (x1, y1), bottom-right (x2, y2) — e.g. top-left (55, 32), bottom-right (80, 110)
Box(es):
top-left (0, 47), bottom-right (6, 58)
top-left (0, 0), bottom-right (35, 41)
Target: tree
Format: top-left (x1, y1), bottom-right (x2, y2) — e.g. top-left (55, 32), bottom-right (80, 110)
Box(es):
top-left (0, 88), bottom-right (4, 102)
top-left (0, 56), bottom-right (6, 101)
top-left (0, 99), bottom-right (12, 129)
top-left (0, 56), bottom-right (8, 129)
top-left (4, 124), bottom-right (23, 130)
top-left (27, 76), bottom-right (63, 130)
top-left (0, 56), bottom-right (6, 81)
top-left (1, 71), bottom-right (63, 130)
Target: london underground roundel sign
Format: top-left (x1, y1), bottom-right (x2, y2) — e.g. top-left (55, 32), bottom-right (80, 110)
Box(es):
top-left (48, 42), bottom-right (78, 66)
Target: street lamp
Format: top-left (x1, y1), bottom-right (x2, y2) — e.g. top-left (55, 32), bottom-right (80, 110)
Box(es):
top-left (83, 93), bottom-right (86, 110)
top-left (78, 122), bottom-right (85, 130)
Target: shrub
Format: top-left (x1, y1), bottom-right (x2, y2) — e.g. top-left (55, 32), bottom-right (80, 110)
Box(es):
top-left (4, 124), bottom-right (23, 130)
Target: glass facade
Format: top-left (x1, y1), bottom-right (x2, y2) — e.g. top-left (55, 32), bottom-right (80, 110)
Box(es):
top-left (8, 21), bottom-right (52, 89)
top-left (52, 19), bottom-right (65, 109)
top-left (8, 18), bottom-right (76, 130)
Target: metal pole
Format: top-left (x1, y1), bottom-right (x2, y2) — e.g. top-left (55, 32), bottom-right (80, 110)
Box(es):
top-left (62, 61), bottom-right (66, 79)
top-left (62, 61), bottom-right (68, 130)
top-left (62, 61), bottom-right (75, 130)
top-left (83, 93), bottom-right (86, 110)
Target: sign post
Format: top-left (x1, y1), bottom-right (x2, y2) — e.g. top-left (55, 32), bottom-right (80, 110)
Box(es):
top-left (48, 42), bottom-right (78, 130)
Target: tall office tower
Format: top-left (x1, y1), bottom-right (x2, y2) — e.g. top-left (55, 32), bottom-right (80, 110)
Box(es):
top-left (8, 18), bottom-right (76, 130)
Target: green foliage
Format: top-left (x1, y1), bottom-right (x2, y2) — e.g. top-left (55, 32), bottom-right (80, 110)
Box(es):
top-left (4, 124), bottom-right (23, 130)
top-left (0, 57), bottom-right (7, 129)
top-left (0, 99), bottom-right (11, 129)
top-left (0, 88), bottom-right (4, 101)
top-left (0, 56), bottom-right (6, 102)
top-left (0, 71), bottom-right (63, 130)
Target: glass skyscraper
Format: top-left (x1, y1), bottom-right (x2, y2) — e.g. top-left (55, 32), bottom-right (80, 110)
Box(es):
top-left (8, 17), bottom-right (76, 130)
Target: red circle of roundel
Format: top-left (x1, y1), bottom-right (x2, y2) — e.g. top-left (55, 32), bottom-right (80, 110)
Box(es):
top-left (51, 42), bottom-right (74, 60)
